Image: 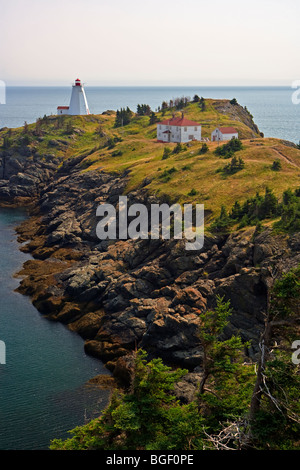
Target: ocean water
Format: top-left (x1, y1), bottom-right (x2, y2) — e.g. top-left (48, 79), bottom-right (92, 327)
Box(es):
top-left (0, 86), bottom-right (299, 143)
top-left (0, 208), bottom-right (111, 450)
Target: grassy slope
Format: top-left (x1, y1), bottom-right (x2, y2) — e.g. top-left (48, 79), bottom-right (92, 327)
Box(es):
top-left (1, 99), bottom-right (300, 220)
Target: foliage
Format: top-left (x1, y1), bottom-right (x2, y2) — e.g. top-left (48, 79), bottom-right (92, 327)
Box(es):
top-left (198, 143), bottom-right (209, 154)
top-left (149, 111), bottom-right (158, 125)
top-left (220, 155), bottom-right (245, 175)
top-left (214, 137), bottom-right (243, 158)
top-left (210, 205), bottom-right (232, 233)
top-left (50, 284), bottom-right (300, 451)
top-left (137, 104), bottom-right (151, 116)
top-left (211, 186), bottom-right (295, 232)
top-left (50, 350), bottom-right (208, 450)
top-left (199, 97), bottom-right (206, 112)
top-left (114, 107), bottom-right (133, 127)
top-left (271, 159), bottom-right (282, 171)
top-left (172, 143), bottom-right (183, 154)
top-left (162, 146), bottom-right (172, 160)
top-left (2, 135), bottom-right (12, 149)
top-left (159, 166), bottom-right (177, 182)
top-left (249, 266), bottom-right (300, 449)
top-left (273, 188), bottom-right (300, 232)
top-left (188, 188), bottom-right (197, 196)
top-left (270, 264), bottom-right (300, 319)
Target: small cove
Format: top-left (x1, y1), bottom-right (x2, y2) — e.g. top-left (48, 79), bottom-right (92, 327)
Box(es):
top-left (0, 207), bottom-right (110, 450)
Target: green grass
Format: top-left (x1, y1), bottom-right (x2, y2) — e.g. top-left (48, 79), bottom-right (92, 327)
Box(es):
top-left (1, 101), bottom-right (300, 220)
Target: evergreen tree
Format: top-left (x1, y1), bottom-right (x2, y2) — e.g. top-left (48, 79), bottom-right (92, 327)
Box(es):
top-left (137, 104), bottom-right (151, 116)
top-left (114, 107), bottom-right (133, 127)
top-left (271, 159), bottom-right (282, 171)
top-left (249, 266), bottom-right (300, 448)
top-left (199, 143), bottom-right (209, 154)
top-left (149, 111), bottom-right (158, 125)
top-left (199, 97), bottom-right (206, 112)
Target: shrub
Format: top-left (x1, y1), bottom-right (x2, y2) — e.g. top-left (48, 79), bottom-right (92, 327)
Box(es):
top-left (162, 147), bottom-right (172, 160)
top-left (172, 143), bottom-right (183, 154)
top-left (215, 137), bottom-right (243, 157)
top-left (188, 188), bottom-right (197, 196)
top-left (199, 143), bottom-right (209, 154)
top-left (271, 159), bottom-right (282, 171)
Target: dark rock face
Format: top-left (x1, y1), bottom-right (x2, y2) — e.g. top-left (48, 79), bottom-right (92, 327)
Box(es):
top-left (2, 151), bottom-right (300, 394)
top-left (0, 151), bottom-right (61, 202)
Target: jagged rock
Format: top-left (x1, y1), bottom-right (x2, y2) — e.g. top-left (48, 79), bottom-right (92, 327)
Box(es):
top-left (3, 145), bottom-right (299, 373)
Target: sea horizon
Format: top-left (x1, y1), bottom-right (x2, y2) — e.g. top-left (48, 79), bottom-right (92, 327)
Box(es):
top-left (0, 85), bottom-right (299, 143)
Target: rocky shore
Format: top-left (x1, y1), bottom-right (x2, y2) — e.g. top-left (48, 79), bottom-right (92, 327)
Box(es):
top-left (1, 146), bottom-right (300, 401)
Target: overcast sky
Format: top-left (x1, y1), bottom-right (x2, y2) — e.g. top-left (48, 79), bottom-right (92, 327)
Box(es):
top-left (1, 0), bottom-right (299, 86)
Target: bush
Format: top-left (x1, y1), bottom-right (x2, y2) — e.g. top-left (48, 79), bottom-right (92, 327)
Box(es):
top-left (159, 167), bottom-right (177, 182)
top-left (199, 143), bottom-right (209, 154)
top-left (215, 137), bottom-right (243, 158)
top-left (162, 147), bottom-right (172, 160)
top-left (271, 159), bottom-right (282, 171)
top-left (221, 156), bottom-right (245, 174)
top-left (188, 188), bottom-right (197, 196)
top-left (172, 143), bottom-right (183, 154)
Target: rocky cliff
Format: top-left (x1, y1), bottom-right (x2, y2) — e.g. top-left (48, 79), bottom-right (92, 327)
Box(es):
top-left (1, 151), bottom-right (298, 392)
top-left (1, 110), bottom-right (299, 400)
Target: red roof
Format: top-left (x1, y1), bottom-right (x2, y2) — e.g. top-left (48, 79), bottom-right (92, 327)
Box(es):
top-left (158, 116), bottom-right (200, 127)
top-left (218, 127), bottom-right (237, 134)
top-left (57, 106), bottom-right (69, 109)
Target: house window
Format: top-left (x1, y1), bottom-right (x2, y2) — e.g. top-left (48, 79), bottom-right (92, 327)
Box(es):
top-left (194, 127), bottom-right (197, 131)
top-left (184, 127), bottom-right (187, 132)
top-left (189, 135), bottom-right (194, 140)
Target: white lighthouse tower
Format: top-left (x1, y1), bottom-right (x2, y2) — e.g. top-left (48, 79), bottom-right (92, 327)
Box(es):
top-left (57, 78), bottom-right (90, 116)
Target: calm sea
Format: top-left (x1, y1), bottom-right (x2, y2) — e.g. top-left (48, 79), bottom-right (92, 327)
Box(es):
top-left (0, 86), bottom-right (299, 143)
top-left (0, 208), bottom-right (111, 450)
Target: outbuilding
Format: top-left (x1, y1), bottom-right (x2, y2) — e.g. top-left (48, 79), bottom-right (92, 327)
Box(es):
top-left (211, 127), bottom-right (238, 142)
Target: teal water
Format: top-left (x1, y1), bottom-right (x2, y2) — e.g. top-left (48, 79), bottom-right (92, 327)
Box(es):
top-left (0, 208), bottom-right (110, 450)
top-left (0, 86), bottom-right (299, 143)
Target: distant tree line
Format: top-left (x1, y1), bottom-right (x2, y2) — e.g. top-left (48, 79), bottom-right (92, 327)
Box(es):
top-left (211, 186), bottom-right (300, 233)
top-left (137, 104), bottom-right (151, 116)
top-left (114, 107), bottom-right (133, 127)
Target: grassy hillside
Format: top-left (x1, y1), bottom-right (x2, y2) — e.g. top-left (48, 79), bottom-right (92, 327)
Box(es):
top-left (1, 99), bottom-right (300, 220)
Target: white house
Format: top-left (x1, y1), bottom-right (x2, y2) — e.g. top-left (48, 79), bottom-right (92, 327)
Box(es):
top-left (157, 114), bottom-right (201, 143)
top-left (57, 79), bottom-right (90, 116)
top-left (211, 127), bottom-right (238, 142)
top-left (57, 106), bottom-right (70, 115)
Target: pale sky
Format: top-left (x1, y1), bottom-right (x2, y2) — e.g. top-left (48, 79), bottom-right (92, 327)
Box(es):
top-left (1, 0), bottom-right (299, 86)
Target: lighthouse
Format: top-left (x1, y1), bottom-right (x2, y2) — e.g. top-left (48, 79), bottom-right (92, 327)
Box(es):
top-left (57, 79), bottom-right (90, 116)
